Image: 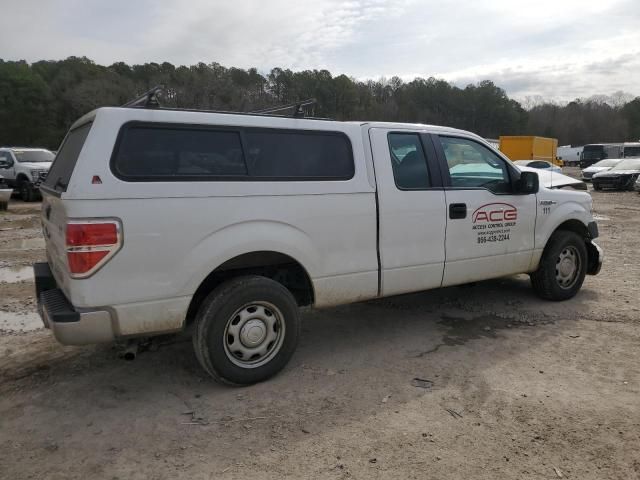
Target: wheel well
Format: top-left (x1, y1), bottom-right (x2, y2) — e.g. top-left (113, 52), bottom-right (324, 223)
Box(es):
top-left (553, 219), bottom-right (589, 240)
top-left (16, 174), bottom-right (29, 183)
top-left (185, 251), bottom-right (314, 325)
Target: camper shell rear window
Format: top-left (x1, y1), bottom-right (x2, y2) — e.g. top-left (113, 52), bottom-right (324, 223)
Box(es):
top-left (44, 122), bottom-right (93, 192)
top-left (111, 122), bottom-right (355, 181)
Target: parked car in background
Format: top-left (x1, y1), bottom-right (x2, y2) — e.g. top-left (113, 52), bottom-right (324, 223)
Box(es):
top-left (592, 157), bottom-right (640, 190)
top-left (0, 147), bottom-right (55, 201)
top-left (514, 160), bottom-right (562, 174)
top-left (581, 158), bottom-right (622, 181)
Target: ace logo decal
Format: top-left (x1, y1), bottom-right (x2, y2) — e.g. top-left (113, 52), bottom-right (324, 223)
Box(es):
top-left (471, 203), bottom-right (518, 244)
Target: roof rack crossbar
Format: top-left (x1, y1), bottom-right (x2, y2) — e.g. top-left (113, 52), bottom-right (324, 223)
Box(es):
top-left (252, 98), bottom-right (317, 118)
top-left (122, 85), bottom-right (164, 108)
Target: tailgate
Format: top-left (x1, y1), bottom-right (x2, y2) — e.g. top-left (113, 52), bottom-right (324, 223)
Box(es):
top-left (41, 191), bottom-right (71, 296)
top-left (39, 120), bottom-right (94, 298)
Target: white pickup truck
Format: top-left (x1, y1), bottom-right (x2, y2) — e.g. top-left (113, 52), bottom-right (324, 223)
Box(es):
top-left (35, 106), bottom-right (602, 385)
top-left (0, 147), bottom-right (55, 201)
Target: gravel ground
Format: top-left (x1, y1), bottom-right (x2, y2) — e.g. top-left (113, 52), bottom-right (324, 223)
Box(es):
top-left (0, 178), bottom-right (639, 479)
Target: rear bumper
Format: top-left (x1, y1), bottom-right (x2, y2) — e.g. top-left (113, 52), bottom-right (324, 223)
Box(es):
top-left (34, 262), bottom-right (115, 345)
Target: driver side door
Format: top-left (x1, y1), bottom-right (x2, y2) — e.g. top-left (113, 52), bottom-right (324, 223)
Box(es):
top-left (434, 135), bottom-right (537, 286)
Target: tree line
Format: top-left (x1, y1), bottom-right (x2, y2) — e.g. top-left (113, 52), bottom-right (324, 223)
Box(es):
top-left (1, 56), bottom-right (639, 149)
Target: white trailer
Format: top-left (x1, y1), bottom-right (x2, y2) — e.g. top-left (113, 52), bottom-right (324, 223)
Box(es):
top-left (557, 145), bottom-right (583, 166)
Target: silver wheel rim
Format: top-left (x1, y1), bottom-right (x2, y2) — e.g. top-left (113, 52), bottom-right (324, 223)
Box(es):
top-left (555, 245), bottom-right (581, 289)
top-left (223, 301), bottom-right (285, 368)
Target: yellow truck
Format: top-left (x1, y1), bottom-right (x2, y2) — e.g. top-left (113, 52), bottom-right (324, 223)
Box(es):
top-left (499, 136), bottom-right (561, 166)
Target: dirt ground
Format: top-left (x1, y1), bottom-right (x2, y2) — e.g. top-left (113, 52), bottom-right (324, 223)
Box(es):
top-left (1, 176), bottom-right (639, 479)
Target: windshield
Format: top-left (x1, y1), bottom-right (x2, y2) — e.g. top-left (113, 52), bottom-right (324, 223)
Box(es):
top-left (624, 146), bottom-right (640, 157)
top-left (13, 150), bottom-right (55, 163)
top-left (610, 158), bottom-right (640, 171)
top-left (593, 159), bottom-right (620, 168)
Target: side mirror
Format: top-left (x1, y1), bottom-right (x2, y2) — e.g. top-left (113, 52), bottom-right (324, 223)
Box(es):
top-left (0, 160), bottom-right (11, 169)
top-left (515, 171), bottom-right (539, 194)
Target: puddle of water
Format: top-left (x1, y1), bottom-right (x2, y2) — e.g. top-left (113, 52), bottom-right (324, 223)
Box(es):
top-left (592, 214), bottom-right (610, 221)
top-left (0, 311), bottom-right (43, 332)
top-left (0, 237), bottom-right (45, 251)
top-left (0, 266), bottom-right (34, 283)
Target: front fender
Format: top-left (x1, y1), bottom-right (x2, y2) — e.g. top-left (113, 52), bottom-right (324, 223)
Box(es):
top-left (535, 200), bottom-right (592, 249)
top-left (180, 220), bottom-right (321, 296)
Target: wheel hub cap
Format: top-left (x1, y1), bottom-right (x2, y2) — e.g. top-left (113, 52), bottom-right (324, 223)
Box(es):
top-left (223, 302), bottom-right (286, 369)
top-left (555, 246), bottom-right (580, 289)
top-left (240, 319), bottom-right (267, 347)
top-left (559, 258), bottom-right (575, 277)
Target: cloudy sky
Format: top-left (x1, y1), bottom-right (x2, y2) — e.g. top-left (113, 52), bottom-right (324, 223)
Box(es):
top-left (2, 0), bottom-right (639, 101)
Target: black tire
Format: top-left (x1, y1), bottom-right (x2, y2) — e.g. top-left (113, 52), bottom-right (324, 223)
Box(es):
top-left (192, 275), bottom-right (300, 386)
top-left (20, 181), bottom-right (37, 202)
top-left (530, 230), bottom-right (587, 301)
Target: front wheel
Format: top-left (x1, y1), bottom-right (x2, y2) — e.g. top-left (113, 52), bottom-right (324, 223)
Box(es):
top-left (192, 276), bottom-right (300, 386)
top-left (20, 181), bottom-right (37, 202)
top-left (530, 231), bottom-right (587, 301)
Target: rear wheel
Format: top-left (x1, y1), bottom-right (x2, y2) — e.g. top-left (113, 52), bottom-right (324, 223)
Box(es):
top-left (530, 231), bottom-right (587, 301)
top-left (193, 275), bottom-right (300, 386)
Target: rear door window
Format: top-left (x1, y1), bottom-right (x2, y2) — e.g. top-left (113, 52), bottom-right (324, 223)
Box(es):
top-left (44, 122), bottom-right (93, 192)
top-left (387, 133), bottom-right (431, 189)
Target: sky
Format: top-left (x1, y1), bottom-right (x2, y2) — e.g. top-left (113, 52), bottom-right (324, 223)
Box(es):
top-left (2, 0), bottom-right (639, 102)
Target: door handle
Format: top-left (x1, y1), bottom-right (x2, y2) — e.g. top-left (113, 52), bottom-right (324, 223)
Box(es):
top-left (449, 203), bottom-right (467, 219)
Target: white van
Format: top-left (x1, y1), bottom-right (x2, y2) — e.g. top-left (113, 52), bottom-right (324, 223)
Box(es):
top-left (35, 104), bottom-right (602, 385)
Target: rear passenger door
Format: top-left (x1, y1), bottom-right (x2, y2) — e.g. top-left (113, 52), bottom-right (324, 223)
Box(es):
top-left (433, 135), bottom-right (537, 286)
top-left (369, 128), bottom-right (447, 296)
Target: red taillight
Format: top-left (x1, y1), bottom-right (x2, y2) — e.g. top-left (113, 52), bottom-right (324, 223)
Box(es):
top-left (67, 223), bottom-right (118, 246)
top-left (65, 220), bottom-right (121, 277)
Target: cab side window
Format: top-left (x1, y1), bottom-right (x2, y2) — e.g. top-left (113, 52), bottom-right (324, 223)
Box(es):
top-left (388, 133), bottom-right (430, 189)
top-left (440, 137), bottom-right (511, 193)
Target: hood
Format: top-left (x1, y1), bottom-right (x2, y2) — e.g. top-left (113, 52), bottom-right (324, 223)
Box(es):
top-left (518, 166), bottom-right (586, 190)
top-left (583, 166), bottom-right (611, 173)
top-left (593, 169), bottom-right (640, 178)
top-left (18, 162), bottom-right (52, 170)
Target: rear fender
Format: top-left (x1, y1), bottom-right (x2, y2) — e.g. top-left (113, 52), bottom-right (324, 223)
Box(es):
top-left (181, 220), bottom-right (321, 296)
